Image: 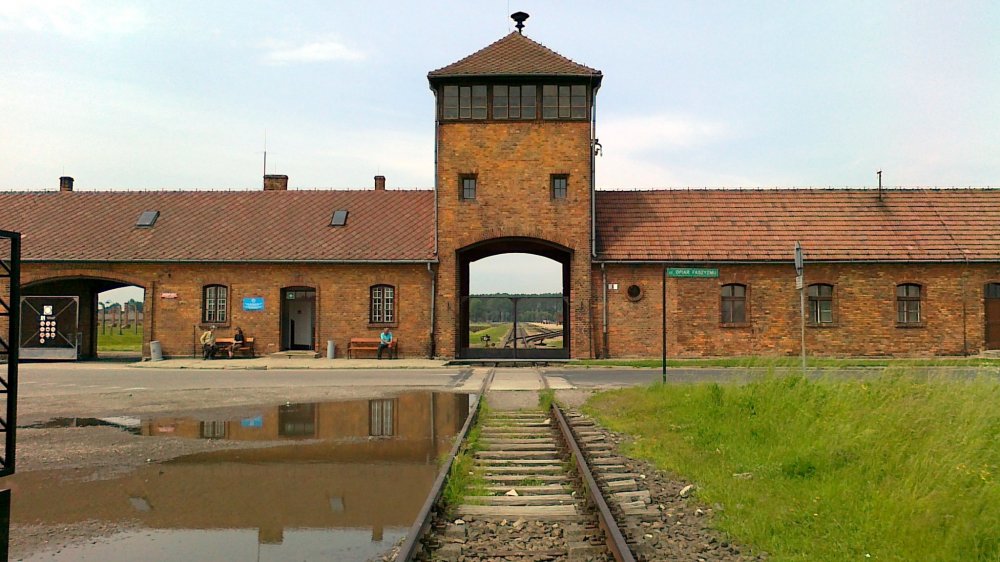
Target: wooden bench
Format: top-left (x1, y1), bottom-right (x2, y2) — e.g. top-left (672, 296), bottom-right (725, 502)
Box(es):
top-left (215, 337), bottom-right (255, 358)
top-left (348, 338), bottom-right (398, 359)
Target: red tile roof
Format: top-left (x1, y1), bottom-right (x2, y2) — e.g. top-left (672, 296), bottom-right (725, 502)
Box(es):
top-left (596, 189), bottom-right (1000, 262)
top-left (0, 190), bottom-right (436, 262)
top-left (428, 32), bottom-right (601, 79)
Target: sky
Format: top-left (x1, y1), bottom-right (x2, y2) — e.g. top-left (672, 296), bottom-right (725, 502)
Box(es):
top-left (3, 1), bottom-right (999, 297)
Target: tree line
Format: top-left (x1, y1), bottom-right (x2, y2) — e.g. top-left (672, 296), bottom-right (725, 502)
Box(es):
top-left (469, 293), bottom-right (563, 323)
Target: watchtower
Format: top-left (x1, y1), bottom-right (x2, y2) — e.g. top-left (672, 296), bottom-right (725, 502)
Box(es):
top-left (427, 15), bottom-right (602, 359)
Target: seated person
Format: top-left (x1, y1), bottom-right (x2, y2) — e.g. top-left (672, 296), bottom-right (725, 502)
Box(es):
top-left (229, 326), bottom-right (245, 358)
top-left (377, 327), bottom-right (393, 359)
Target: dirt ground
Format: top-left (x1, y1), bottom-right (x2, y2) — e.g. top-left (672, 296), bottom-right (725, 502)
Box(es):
top-left (7, 381), bottom-right (600, 560)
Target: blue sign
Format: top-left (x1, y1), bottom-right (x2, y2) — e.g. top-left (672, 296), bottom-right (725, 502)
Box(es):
top-left (243, 297), bottom-right (264, 311)
top-left (241, 416), bottom-right (263, 428)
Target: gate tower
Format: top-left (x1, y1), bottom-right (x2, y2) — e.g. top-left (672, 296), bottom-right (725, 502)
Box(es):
top-left (428, 16), bottom-right (602, 358)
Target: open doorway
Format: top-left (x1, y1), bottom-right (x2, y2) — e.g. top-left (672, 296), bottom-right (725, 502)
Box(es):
top-left (96, 286), bottom-right (145, 360)
top-left (280, 287), bottom-right (316, 351)
top-left (458, 238), bottom-right (571, 359)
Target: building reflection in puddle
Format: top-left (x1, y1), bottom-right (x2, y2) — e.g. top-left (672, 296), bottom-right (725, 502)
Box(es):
top-left (11, 391), bottom-right (471, 561)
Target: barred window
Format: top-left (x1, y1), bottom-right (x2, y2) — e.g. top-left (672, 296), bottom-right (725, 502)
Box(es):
top-left (897, 284), bottom-right (922, 325)
top-left (371, 284), bottom-right (395, 323)
top-left (808, 284), bottom-right (834, 324)
top-left (369, 399), bottom-right (396, 437)
top-left (721, 284), bottom-right (747, 324)
top-left (202, 284), bottom-right (228, 324)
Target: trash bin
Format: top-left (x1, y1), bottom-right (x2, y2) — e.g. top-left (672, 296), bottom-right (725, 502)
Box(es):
top-left (327, 340), bottom-right (335, 359)
top-left (150, 340), bottom-right (163, 362)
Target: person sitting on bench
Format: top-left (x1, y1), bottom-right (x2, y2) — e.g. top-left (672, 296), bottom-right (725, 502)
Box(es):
top-left (229, 326), bottom-right (245, 358)
top-left (377, 327), bottom-right (393, 359)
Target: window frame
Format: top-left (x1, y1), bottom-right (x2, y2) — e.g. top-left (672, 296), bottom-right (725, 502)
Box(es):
top-left (720, 283), bottom-right (749, 326)
top-left (460, 174), bottom-right (477, 200)
top-left (551, 174), bottom-right (568, 200)
top-left (896, 283), bottom-right (923, 327)
top-left (807, 283), bottom-right (835, 325)
top-left (370, 284), bottom-right (396, 325)
top-left (492, 84), bottom-right (537, 120)
top-left (202, 284), bottom-right (229, 325)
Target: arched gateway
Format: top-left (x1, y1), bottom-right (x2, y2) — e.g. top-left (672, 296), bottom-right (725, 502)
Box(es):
top-left (457, 238), bottom-right (571, 359)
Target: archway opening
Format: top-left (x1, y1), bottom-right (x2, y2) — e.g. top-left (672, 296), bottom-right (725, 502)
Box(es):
top-left (458, 238), bottom-right (571, 359)
top-left (23, 277), bottom-right (145, 360)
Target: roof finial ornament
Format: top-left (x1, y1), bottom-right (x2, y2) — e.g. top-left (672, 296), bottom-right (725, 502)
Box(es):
top-left (511, 11), bottom-right (529, 34)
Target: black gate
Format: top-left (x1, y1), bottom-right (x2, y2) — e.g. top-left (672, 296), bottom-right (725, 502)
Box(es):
top-left (1, 229), bottom-right (21, 560)
top-left (461, 295), bottom-right (568, 359)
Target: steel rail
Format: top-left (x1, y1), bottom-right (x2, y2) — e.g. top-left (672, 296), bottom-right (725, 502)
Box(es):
top-left (399, 368), bottom-right (494, 561)
top-left (552, 403), bottom-right (637, 562)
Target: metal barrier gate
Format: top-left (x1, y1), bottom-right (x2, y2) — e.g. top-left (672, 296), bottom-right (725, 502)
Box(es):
top-left (20, 296), bottom-right (79, 360)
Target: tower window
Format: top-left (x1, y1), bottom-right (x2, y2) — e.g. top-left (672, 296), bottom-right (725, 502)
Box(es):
top-left (461, 175), bottom-right (477, 200)
top-left (493, 85), bottom-right (537, 120)
top-left (543, 84), bottom-right (588, 119)
top-left (551, 175), bottom-right (568, 199)
top-left (443, 85), bottom-right (487, 120)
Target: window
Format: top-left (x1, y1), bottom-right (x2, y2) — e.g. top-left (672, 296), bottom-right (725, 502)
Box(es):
top-left (542, 84), bottom-right (588, 119)
top-left (371, 284), bottom-right (395, 323)
top-left (897, 284), bottom-right (922, 325)
top-left (202, 284), bottom-right (228, 324)
top-left (442, 85), bottom-right (486, 119)
top-left (987, 283), bottom-right (1000, 298)
top-left (551, 175), bottom-right (568, 199)
top-left (135, 210), bottom-right (159, 228)
top-left (199, 421), bottom-right (226, 439)
top-left (721, 284), bottom-right (747, 324)
top-left (493, 85), bottom-right (537, 119)
top-left (330, 210), bottom-right (348, 226)
top-left (369, 399), bottom-right (396, 437)
top-left (627, 284), bottom-right (642, 301)
top-left (460, 175), bottom-right (477, 200)
top-left (808, 284), bottom-right (834, 324)
top-left (278, 403), bottom-right (316, 437)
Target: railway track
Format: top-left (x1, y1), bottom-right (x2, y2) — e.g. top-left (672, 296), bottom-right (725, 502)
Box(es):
top-left (399, 370), bottom-right (666, 561)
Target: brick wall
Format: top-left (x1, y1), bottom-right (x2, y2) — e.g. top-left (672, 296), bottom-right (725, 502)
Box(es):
top-left (594, 262), bottom-right (1000, 358)
top-left (18, 262), bottom-right (433, 358)
top-left (434, 119), bottom-right (594, 358)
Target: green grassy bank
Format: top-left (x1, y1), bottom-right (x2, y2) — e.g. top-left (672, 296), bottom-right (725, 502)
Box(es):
top-left (572, 356), bottom-right (1000, 368)
top-left (97, 328), bottom-right (143, 352)
top-left (586, 374), bottom-right (1000, 561)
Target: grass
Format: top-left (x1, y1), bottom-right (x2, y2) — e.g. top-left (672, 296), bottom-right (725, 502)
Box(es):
top-left (538, 388), bottom-right (555, 412)
top-left (585, 373), bottom-right (1000, 561)
top-left (468, 323), bottom-right (512, 347)
top-left (441, 400), bottom-right (490, 510)
top-left (97, 327), bottom-right (143, 352)
top-left (571, 356), bottom-right (1000, 369)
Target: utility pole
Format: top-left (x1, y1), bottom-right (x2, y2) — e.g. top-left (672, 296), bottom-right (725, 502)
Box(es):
top-left (795, 242), bottom-right (805, 375)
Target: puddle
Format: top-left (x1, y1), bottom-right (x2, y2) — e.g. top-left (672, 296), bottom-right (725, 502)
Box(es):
top-left (10, 391), bottom-right (473, 561)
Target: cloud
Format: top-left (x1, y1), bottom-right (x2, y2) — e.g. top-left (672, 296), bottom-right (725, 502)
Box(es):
top-left (0, 0), bottom-right (144, 38)
top-left (261, 38), bottom-right (365, 65)
top-left (600, 113), bottom-right (731, 153)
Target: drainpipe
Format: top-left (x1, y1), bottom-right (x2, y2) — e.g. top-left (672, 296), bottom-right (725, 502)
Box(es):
top-left (428, 263), bottom-right (436, 358)
top-left (601, 263), bottom-right (608, 358)
top-left (590, 84), bottom-right (598, 259)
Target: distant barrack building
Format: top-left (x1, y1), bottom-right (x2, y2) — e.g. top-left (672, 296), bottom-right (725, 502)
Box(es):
top-left (3, 24), bottom-right (1000, 360)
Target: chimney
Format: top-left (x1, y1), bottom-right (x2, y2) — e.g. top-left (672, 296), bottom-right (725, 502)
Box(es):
top-left (263, 174), bottom-right (288, 191)
top-left (374, 175), bottom-right (386, 191)
top-left (59, 176), bottom-right (74, 192)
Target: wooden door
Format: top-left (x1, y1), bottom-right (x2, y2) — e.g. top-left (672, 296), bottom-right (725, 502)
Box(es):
top-left (986, 287), bottom-right (1000, 349)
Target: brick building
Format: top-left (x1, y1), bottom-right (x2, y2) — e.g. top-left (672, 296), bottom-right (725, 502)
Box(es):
top-left (3, 24), bottom-right (1000, 360)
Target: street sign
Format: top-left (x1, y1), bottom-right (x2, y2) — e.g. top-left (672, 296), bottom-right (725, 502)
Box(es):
top-left (243, 297), bottom-right (264, 311)
top-left (667, 267), bottom-right (719, 278)
top-left (795, 275), bottom-right (803, 290)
